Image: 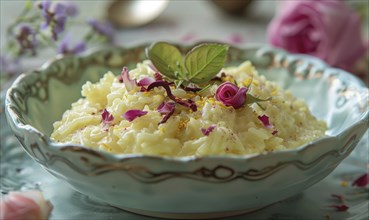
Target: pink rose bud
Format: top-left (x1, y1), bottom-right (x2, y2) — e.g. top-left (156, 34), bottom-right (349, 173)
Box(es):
top-left (0, 190), bottom-right (53, 220)
top-left (215, 82), bottom-right (248, 109)
top-left (267, 0), bottom-right (367, 72)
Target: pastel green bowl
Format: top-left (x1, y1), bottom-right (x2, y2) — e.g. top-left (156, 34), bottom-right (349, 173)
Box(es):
top-left (5, 44), bottom-right (369, 219)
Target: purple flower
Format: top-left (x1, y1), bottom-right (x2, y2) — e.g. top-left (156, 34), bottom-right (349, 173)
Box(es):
top-left (201, 125), bottom-right (216, 136)
top-left (39, 0), bottom-right (68, 40)
top-left (122, 110), bottom-right (148, 122)
top-left (102, 108), bottom-right (114, 130)
top-left (215, 82), bottom-right (247, 109)
top-left (87, 18), bottom-right (114, 42)
top-left (157, 102), bottom-right (176, 124)
top-left (58, 34), bottom-right (86, 55)
top-left (15, 24), bottom-right (37, 55)
top-left (64, 2), bottom-right (78, 17)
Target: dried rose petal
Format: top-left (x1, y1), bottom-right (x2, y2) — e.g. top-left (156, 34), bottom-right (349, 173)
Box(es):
top-left (329, 204), bottom-right (349, 212)
top-left (137, 77), bottom-right (155, 86)
top-left (201, 125), bottom-right (216, 136)
top-left (122, 109), bottom-right (148, 122)
top-left (331, 194), bottom-right (344, 203)
top-left (120, 66), bottom-right (136, 91)
top-left (183, 85), bottom-right (202, 92)
top-left (258, 115), bottom-right (273, 129)
top-left (154, 72), bottom-right (163, 81)
top-left (215, 82), bottom-right (247, 109)
top-left (102, 108), bottom-right (114, 129)
top-left (0, 190), bottom-right (53, 220)
top-left (147, 81), bottom-right (197, 112)
top-left (157, 102), bottom-right (176, 124)
top-left (352, 173), bottom-right (369, 187)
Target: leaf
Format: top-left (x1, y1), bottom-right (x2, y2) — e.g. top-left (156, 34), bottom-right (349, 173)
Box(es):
top-left (184, 43), bottom-right (229, 84)
top-left (146, 42), bottom-right (184, 80)
top-left (246, 94), bottom-right (271, 105)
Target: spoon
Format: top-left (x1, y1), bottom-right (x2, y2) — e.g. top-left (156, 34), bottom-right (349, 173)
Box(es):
top-left (106, 0), bottom-right (169, 28)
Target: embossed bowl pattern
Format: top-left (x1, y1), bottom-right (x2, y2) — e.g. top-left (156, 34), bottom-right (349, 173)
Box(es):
top-left (5, 44), bottom-right (369, 219)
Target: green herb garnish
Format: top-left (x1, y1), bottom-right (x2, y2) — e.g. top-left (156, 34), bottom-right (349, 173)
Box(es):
top-left (146, 42), bottom-right (229, 86)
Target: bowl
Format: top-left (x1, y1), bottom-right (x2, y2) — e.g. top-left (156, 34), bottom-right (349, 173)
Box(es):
top-left (5, 44), bottom-right (369, 219)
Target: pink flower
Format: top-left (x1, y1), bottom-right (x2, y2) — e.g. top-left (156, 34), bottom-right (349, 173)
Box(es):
top-left (0, 190), bottom-right (53, 220)
top-left (267, 0), bottom-right (367, 72)
top-left (215, 82), bottom-right (247, 109)
top-left (122, 109), bottom-right (148, 122)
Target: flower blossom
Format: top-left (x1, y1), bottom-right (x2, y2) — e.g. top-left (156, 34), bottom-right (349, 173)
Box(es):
top-left (215, 82), bottom-right (247, 109)
top-left (15, 24), bottom-right (37, 55)
top-left (58, 33), bottom-right (86, 55)
top-left (267, 0), bottom-right (367, 72)
top-left (0, 190), bottom-right (53, 220)
top-left (38, 0), bottom-right (70, 40)
top-left (87, 18), bottom-right (114, 42)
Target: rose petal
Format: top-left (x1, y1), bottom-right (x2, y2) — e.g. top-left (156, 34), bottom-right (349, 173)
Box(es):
top-left (258, 115), bottom-right (273, 129)
top-left (157, 102), bottom-right (176, 124)
top-left (352, 173), bottom-right (369, 187)
top-left (147, 81), bottom-right (197, 111)
top-left (122, 110), bottom-right (148, 122)
top-left (201, 125), bottom-right (216, 136)
top-left (120, 67), bottom-right (136, 91)
top-left (329, 204), bottom-right (349, 212)
top-left (137, 77), bottom-right (155, 86)
top-left (331, 194), bottom-right (344, 203)
top-left (102, 108), bottom-right (114, 129)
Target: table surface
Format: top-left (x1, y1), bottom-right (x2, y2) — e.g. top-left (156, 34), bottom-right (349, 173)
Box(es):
top-left (1, 1), bottom-right (368, 220)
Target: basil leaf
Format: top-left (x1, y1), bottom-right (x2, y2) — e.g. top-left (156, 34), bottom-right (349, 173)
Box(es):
top-left (184, 43), bottom-right (229, 84)
top-left (146, 42), bottom-right (184, 80)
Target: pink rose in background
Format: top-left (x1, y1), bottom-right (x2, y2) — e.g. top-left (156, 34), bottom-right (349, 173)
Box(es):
top-left (267, 0), bottom-right (367, 72)
top-left (0, 190), bottom-right (53, 220)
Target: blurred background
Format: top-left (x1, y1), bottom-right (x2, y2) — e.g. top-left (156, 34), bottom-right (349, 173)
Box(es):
top-left (1, 0), bottom-right (368, 89)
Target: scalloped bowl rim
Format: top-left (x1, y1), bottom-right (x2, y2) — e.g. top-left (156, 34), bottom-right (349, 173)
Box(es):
top-left (5, 43), bottom-right (369, 163)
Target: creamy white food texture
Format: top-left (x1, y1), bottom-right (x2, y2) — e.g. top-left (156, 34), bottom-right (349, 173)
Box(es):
top-left (51, 61), bottom-right (327, 156)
